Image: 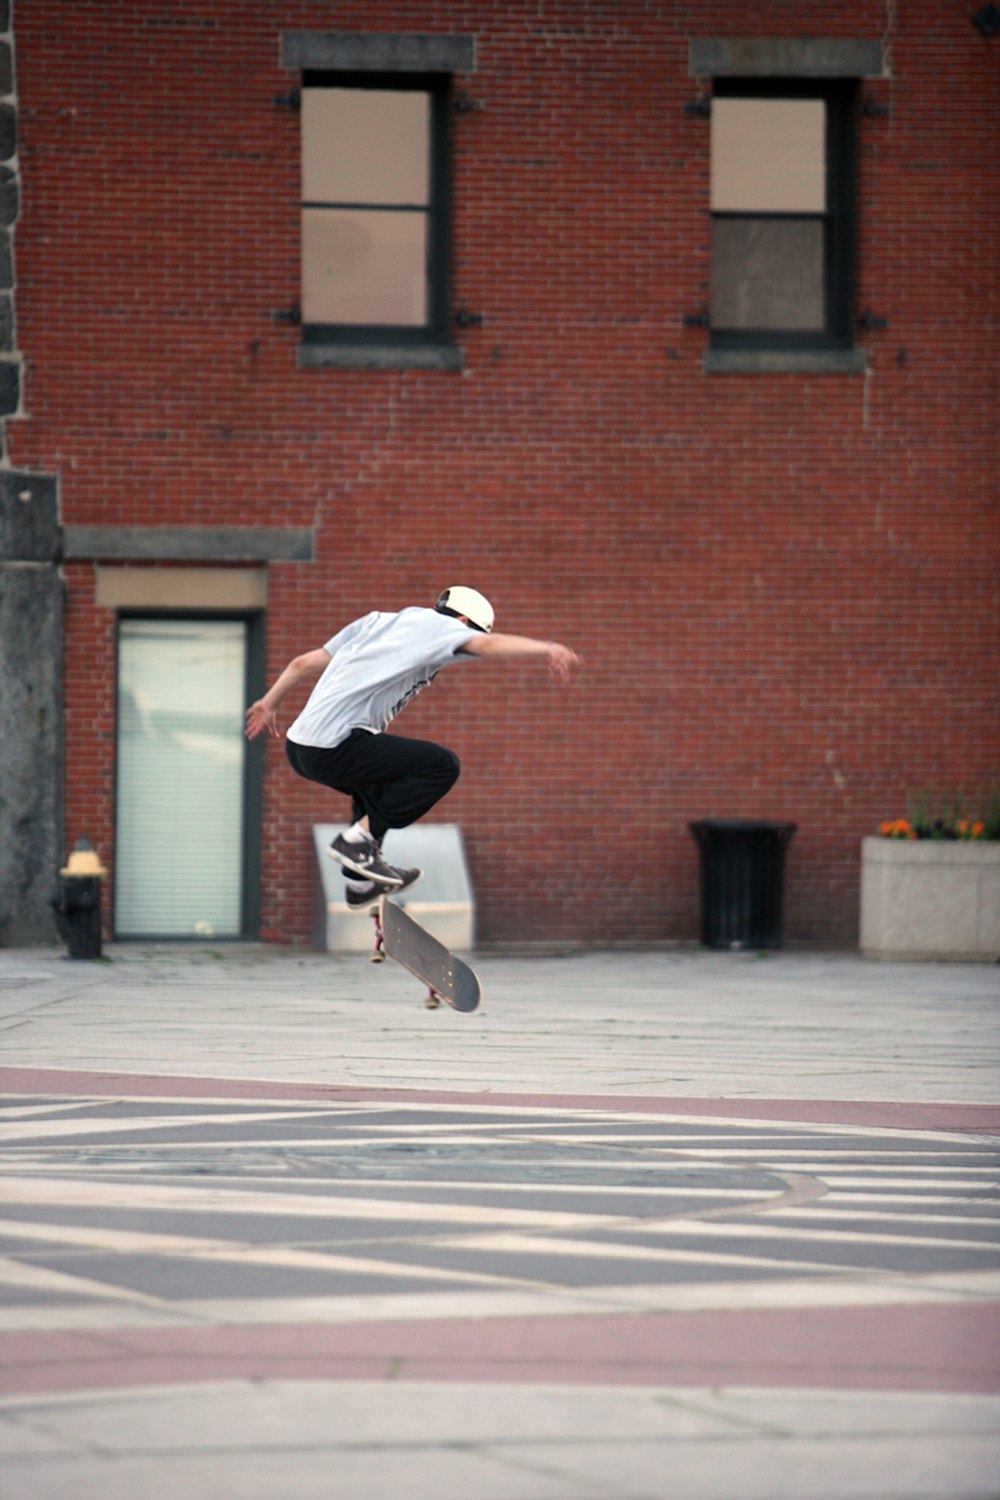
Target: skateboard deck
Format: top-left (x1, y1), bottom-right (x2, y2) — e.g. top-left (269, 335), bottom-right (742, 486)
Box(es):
top-left (376, 897), bottom-right (481, 1013)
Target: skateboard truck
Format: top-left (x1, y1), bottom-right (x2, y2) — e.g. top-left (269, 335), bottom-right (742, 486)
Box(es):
top-left (370, 906), bottom-right (385, 964)
top-left (372, 903), bottom-right (441, 1007)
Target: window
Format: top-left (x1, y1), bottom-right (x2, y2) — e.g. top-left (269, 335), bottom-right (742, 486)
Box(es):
top-left (709, 80), bottom-right (856, 355)
top-left (281, 31), bottom-right (475, 369)
top-left (300, 72), bottom-right (452, 352)
top-left (688, 37), bottom-right (882, 372)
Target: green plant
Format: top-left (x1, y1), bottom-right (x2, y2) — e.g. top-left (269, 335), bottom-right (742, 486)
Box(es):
top-left (879, 787), bottom-right (999, 841)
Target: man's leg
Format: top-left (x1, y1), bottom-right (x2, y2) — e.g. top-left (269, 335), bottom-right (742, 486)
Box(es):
top-left (285, 737), bottom-right (403, 886)
top-left (341, 733), bottom-right (461, 844)
top-left (286, 732), bottom-right (460, 887)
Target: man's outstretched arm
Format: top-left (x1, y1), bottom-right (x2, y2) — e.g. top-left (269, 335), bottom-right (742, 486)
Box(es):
top-left (459, 632), bottom-right (582, 681)
top-left (245, 647), bottom-right (331, 740)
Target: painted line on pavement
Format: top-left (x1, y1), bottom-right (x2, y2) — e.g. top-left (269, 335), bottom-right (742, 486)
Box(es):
top-left (3, 1067), bottom-right (998, 1132)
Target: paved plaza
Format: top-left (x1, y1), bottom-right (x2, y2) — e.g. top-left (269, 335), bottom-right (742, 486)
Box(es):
top-left (0, 942), bottom-right (998, 1498)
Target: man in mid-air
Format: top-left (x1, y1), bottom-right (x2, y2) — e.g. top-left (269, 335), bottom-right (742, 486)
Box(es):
top-left (245, 586), bottom-right (581, 907)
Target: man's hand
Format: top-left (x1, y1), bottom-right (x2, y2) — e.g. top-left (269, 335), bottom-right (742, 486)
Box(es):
top-left (245, 700), bottom-right (281, 741)
top-left (545, 642), bottom-right (583, 681)
top-left (244, 648), bottom-right (331, 742)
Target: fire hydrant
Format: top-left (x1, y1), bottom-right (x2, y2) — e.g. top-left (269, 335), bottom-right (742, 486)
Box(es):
top-left (53, 838), bottom-right (108, 960)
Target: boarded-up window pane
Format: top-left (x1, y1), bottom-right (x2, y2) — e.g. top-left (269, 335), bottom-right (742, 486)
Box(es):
top-left (711, 217), bottom-right (824, 331)
top-left (303, 89), bottom-right (429, 205)
top-left (711, 98), bottom-right (826, 213)
top-left (302, 208), bottom-right (427, 325)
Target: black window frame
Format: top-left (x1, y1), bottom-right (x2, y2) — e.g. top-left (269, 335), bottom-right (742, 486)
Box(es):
top-left (709, 77), bottom-right (857, 355)
top-left (299, 69), bottom-right (453, 353)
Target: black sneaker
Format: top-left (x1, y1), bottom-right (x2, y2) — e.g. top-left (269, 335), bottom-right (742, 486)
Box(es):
top-left (345, 881), bottom-right (380, 911)
top-left (328, 832), bottom-right (403, 887)
top-left (387, 865), bottom-right (423, 896)
top-left (345, 866), bottom-right (423, 911)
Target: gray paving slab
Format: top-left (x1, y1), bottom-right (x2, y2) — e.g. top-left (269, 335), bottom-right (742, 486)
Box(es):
top-left (0, 1382), bottom-right (998, 1500)
top-left (0, 944), bottom-right (997, 1102)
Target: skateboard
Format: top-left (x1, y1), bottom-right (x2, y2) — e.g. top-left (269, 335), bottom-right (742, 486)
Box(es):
top-left (371, 897), bottom-right (481, 1013)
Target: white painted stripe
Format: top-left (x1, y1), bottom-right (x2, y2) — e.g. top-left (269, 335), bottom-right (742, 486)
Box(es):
top-left (832, 1191), bottom-right (1000, 1207)
top-left (420, 1230), bottom-right (847, 1276)
top-left (584, 1269), bottom-right (1000, 1313)
top-left (0, 1102), bottom-right (113, 1122)
top-left (339, 1125), bottom-right (1000, 1154)
top-left (0, 1176), bottom-right (615, 1232)
top-left (627, 1218), bottom-right (1000, 1252)
top-left (0, 1219), bottom-right (527, 1290)
top-left (0, 1256), bottom-right (167, 1305)
top-left (0, 1107), bottom-right (364, 1143)
top-left (769, 1206), bottom-right (1000, 1229)
top-left (1, 1268), bottom-right (998, 1334)
top-left (639, 1153), bottom-right (998, 1172)
top-left (808, 1174), bottom-right (998, 1187)
top-left (738, 1163), bottom-right (999, 1175)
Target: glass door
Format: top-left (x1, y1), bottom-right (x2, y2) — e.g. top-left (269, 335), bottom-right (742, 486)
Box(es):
top-left (115, 617), bottom-right (250, 938)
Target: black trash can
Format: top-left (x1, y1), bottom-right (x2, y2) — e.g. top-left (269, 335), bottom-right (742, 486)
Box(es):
top-left (690, 820), bottom-right (796, 950)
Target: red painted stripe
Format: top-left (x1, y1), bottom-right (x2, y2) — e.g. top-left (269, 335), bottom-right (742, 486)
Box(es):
top-left (2, 1304), bottom-right (997, 1398)
top-left (1, 1066), bottom-right (998, 1133)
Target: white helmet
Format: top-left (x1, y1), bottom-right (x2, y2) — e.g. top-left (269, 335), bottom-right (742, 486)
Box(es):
top-left (435, 585), bottom-right (494, 634)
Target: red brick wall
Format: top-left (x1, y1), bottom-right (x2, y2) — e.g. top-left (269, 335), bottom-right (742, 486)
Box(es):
top-left (11, 2), bottom-right (999, 946)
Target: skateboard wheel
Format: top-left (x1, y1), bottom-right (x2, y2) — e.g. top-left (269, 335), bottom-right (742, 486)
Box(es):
top-left (370, 952), bottom-right (385, 964)
top-left (425, 993), bottom-right (441, 1009)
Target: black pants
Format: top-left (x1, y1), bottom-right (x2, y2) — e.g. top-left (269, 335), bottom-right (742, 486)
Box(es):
top-left (286, 731), bottom-right (461, 845)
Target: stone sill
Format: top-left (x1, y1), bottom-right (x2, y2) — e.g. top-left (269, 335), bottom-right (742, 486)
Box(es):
top-left (63, 527), bottom-right (314, 563)
top-left (706, 349), bottom-right (868, 376)
top-left (298, 343), bottom-right (463, 372)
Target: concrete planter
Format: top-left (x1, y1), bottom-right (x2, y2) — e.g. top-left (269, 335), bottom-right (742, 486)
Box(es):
top-left (860, 836), bottom-right (1000, 962)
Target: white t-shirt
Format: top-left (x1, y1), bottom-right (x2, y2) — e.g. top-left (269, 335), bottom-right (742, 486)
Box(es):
top-left (286, 607), bottom-right (478, 749)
